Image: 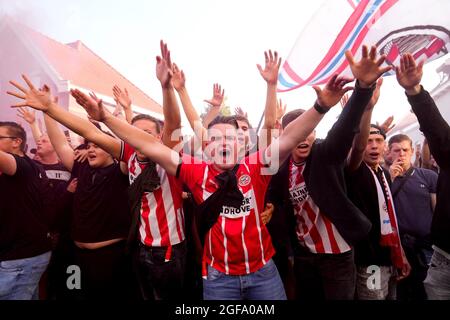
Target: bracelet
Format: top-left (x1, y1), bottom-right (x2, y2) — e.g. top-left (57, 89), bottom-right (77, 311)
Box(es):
top-left (313, 101), bottom-right (330, 114)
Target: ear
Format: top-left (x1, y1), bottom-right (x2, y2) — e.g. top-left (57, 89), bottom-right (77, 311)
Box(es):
top-left (12, 137), bottom-right (23, 151)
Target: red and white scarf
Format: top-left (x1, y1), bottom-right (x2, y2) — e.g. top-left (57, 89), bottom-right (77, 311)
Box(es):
top-left (367, 164), bottom-right (406, 269)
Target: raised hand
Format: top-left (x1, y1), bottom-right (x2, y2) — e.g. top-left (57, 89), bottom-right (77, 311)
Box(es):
top-left (7, 75), bottom-right (53, 111)
top-left (234, 106), bottom-right (248, 118)
top-left (17, 107), bottom-right (36, 124)
top-left (395, 53), bottom-right (424, 95)
top-left (313, 74), bottom-right (354, 109)
top-left (171, 63), bottom-right (186, 91)
top-left (70, 89), bottom-right (109, 122)
top-left (378, 115), bottom-right (395, 134)
top-left (112, 85), bottom-right (131, 110)
top-left (345, 45), bottom-right (392, 87)
top-left (276, 99), bottom-right (287, 121)
top-left (367, 78), bottom-right (383, 109)
top-left (204, 83), bottom-right (225, 107)
top-left (156, 40), bottom-right (173, 89)
top-left (257, 50), bottom-right (282, 85)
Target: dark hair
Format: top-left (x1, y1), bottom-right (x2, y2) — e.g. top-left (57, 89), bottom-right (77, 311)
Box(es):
top-left (281, 109), bottom-right (306, 129)
top-left (388, 134), bottom-right (412, 149)
top-left (0, 121), bottom-right (27, 152)
top-left (369, 124), bottom-right (386, 140)
top-left (207, 115), bottom-right (239, 130)
top-left (231, 115), bottom-right (252, 129)
top-left (131, 114), bottom-right (161, 134)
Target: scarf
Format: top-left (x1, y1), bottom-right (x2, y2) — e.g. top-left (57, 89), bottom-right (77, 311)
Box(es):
top-left (366, 163), bottom-right (406, 269)
top-left (196, 164), bottom-right (243, 246)
top-left (126, 160), bottom-right (161, 253)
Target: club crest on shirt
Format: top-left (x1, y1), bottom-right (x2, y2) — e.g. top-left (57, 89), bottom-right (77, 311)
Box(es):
top-left (238, 174), bottom-right (251, 187)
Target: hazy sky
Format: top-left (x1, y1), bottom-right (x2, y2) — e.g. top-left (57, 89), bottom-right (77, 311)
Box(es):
top-left (1, 0), bottom-right (447, 137)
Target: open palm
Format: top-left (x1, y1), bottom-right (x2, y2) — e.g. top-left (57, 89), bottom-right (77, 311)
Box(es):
top-left (171, 63), bottom-right (186, 91)
top-left (395, 53), bottom-right (424, 91)
top-left (313, 74), bottom-right (354, 108)
top-left (156, 40), bottom-right (173, 88)
top-left (345, 45), bottom-right (391, 87)
top-left (257, 50), bottom-right (281, 85)
top-left (71, 89), bottom-right (107, 121)
top-left (7, 75), bottom-right (53, 111)
top-left (204, 83), bottom-right (224, 107)
top-left (112, 85), bottom-right (131, 109)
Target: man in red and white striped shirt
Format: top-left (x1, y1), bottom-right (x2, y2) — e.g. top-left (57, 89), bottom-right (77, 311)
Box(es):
top-left (288, 159), bottom-right (351, 255)
top-left (121, 140), bottom-right (185, 249)
top-left (178, 147), bottom-right (274, 278)
top-left (81, 62), bottom-right (348, 298)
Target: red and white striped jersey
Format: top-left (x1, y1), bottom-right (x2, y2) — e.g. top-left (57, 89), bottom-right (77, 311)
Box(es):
top-left (288, 159), bottom-right (351, 254)
top-left (121, 143), bottom-right (185, 247)
top-left (178, 151), bottom-right (275, 276)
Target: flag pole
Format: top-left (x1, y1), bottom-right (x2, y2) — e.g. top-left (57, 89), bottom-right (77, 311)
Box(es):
top-left (256, 110), bottom-right (264, 135)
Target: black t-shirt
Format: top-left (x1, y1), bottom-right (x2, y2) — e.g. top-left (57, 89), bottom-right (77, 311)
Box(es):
top-left (345, 164), bottom-right (392, 266)
top-left (35, 161), bottom-right (71, 231)
top-left (70, 161), bottom-right (131, 243)
top-left (0, 154), bottom-right (51, 261)
top-left (35, 161), bottom-right (71, 191)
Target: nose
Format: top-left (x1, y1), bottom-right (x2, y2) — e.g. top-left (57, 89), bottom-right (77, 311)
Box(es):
top-left (368, 141), bottom-right (377, 149)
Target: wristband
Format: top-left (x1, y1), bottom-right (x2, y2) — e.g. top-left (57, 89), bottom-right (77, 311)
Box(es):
top-left (314, 101), bottom-right (330, 114)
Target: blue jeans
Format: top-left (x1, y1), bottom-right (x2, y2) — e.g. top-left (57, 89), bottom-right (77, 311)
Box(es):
top-left (424, 250), bottom-right (450, 300)
top-left (203, 259), bottom-right (287, 300)
top-left (0, 251), bottom-right (51, 300)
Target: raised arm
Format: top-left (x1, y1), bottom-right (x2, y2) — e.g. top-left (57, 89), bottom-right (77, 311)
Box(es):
top-left (258, 50), bottom-right (281, 147)
top-left (172, 64), bottom-right (208, 145)
top-left (271, 74), bottom-right (353, 165)
top-left (17, 107), bottom-right (42, 144)
top-left (323, 45), bottom-right (390, 166)
top-left (43, 113), bottom-right (75, 171)
top-left (75, 98), bottom-right (180, 176)
top-left (347, 78), bottom-right (383, 171)
top-left (112, 85), bottom-right (133, 124)
top-left (395, 53), bottom-right (450, 169)
top-left (421, 138), bottom-right (433, 170)
top-left (202, 83), bottom-right (225, 129)
top-left (7, 75), bottom-right (122, 163)
top-left (156, 40), bottom-right (182, 149)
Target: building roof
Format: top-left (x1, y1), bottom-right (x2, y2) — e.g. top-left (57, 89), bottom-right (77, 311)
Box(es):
top-left (3, 16), bottom-right (162, 115)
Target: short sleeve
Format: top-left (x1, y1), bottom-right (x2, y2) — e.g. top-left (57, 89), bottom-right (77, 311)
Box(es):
top-left (424, 169), bottom-right (438, 193)
top-left (176, 154), bottom-right (206, 192)
top-left (244, 150), bottom-right (272, 185)
top-left (12, 154), bottom-right (32, 179)
top-left (120, 142), bottom-right (135, 163)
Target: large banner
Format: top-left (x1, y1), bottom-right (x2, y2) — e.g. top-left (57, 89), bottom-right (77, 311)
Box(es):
top-left (278, 0), bottom-right (450, 92)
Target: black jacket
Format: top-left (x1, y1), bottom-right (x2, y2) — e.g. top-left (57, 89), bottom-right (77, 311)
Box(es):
top-left (268, 84), bottom-right (374, 248)
top-left (408, 87), bottom-right (450, 254)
